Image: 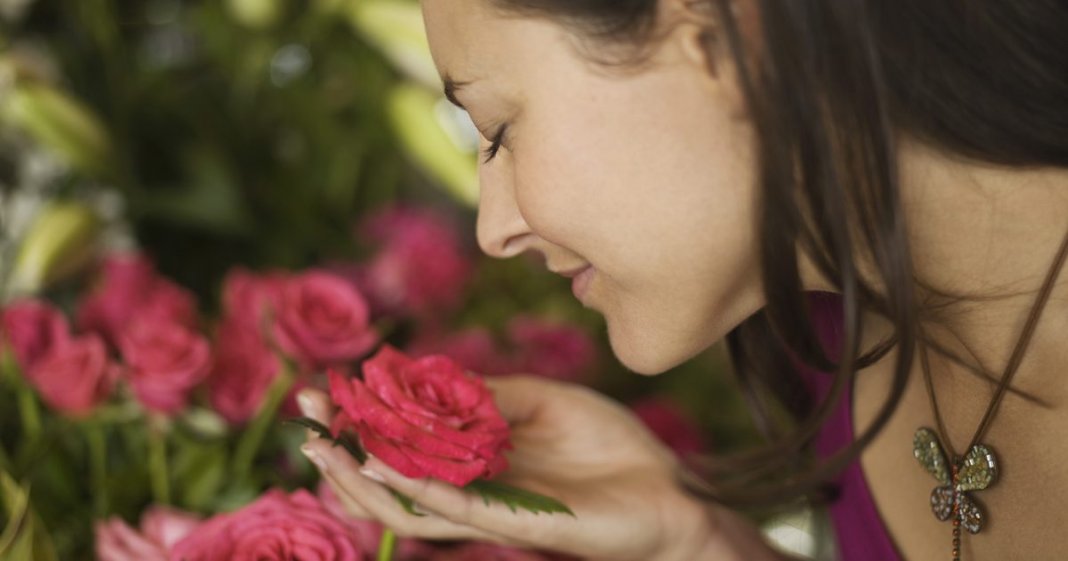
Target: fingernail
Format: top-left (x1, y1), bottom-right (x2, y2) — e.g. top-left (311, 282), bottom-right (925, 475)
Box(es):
top-left (297, 392), bottom-right (314, 415)
top-left (359, 467), bottom-right (386, 483)
top-left (301, 445), bottom-right (328, 471)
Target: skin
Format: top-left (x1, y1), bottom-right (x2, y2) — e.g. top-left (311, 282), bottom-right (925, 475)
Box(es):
top-left (302, 0), bottom-right (1068, 558)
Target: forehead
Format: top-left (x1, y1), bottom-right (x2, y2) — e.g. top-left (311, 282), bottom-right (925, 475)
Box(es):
top-left (421, 1), bottom-right (505, 79)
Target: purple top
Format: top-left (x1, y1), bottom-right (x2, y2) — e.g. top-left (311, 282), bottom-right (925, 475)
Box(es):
top-left (795, 292), bottom-right (902, 561)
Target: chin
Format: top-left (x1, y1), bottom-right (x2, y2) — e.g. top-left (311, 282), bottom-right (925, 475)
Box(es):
top-left (605, 320), bottom-right (694, 376)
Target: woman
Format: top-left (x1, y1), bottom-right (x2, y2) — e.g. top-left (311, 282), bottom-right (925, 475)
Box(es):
top-left (299, 0), bottom-right (1068, 559)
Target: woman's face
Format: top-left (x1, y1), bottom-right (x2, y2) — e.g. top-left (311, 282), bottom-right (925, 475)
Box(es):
top-left (422, 0), bottom-right (772, 374)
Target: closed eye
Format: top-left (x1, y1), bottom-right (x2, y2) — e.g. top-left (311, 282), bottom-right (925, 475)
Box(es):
top-left (481, 125), bottom-right (507, 164)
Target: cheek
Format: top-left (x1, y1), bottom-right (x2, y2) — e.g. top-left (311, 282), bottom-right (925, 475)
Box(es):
top-left (512, 76), bottom-right (762, 373)
top-left (516, 78), bottom-right (757, 284)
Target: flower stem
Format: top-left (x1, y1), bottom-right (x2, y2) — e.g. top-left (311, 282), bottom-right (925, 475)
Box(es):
top-left (147, 418), bottom-right (170, 505)
top-left (16, 384), bottom-right (42, 442)
top-left (377, 528), bottom-right (397, 561)
top-left (231, 366), bottom-right (295, 480)
top-left (86, 422), bottom-right (108, 516)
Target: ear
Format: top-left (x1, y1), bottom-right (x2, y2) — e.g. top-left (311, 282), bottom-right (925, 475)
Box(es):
top-left (665, 0), bottom-right (750, 119)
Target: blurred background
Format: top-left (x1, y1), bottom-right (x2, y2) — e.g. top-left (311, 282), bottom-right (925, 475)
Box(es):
top-left (0, 1), bottom-right (832, 559)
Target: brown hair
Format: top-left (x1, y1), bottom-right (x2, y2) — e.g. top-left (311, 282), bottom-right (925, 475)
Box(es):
top-left (489, 0), bottom-right (1068, 507)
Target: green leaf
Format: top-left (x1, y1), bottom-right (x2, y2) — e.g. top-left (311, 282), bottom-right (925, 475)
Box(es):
top-left (283, 417), bottom-right (368, 463)
top-left (388, 489), bottom-right (426, 518)
top-left (0, 472), bottom-right (57, 561)
top-left (464, 480), bottom-right (575, 517)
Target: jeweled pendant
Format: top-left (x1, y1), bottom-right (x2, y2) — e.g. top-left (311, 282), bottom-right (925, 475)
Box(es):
top-left (912, 428), bottom-right (999, 560)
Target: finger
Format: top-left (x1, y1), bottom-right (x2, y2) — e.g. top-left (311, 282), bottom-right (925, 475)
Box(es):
top-left (321, 471), bottom-right (372, 519)
top-left (302, 439), bottom-right (505, 542)
top-left (359, 455), bottom-right (565, 542)
top-left (297, 388), bottom-right (336, 442)
top-left (297, 388), bottom-right (333, 424)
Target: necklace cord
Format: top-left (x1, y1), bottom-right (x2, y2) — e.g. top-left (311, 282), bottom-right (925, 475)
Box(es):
top-left (923, 225), bottom-right (1068, 459)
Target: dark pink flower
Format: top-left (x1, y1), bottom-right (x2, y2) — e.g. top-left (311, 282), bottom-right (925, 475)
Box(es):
top-left (431, 543), bottom-right (562, 561)
top-left (77, 253), bottom-right (198, 345)
top-left (329, 345), bottom-right (511, 486)
top-left (28, 334), bottom-right (118, 417)
top-left (222, 267), bottom-right (288, 333)
top-left (358, 206), bottom-right (472, 317)
top-left (408, 327), bottom-right (511, 377)
top-left (631, 398), bottom-right (707, 457)
top-left (95, 506), bottom-right (201, 561)
top-left (315, 482), bottom-right (436, 561)
top-left (505, 317), bottom-right (597, 382)
top-left (119, 319), bottom-right (211, 414)
top-left (169, 489), bottom-right (368, 561)
top-left (0, 298), bottom-right (70, 372)
top-left (272, 271), bottom-right (377, 367)
top-left (207, 320), bottom-right (283, 424)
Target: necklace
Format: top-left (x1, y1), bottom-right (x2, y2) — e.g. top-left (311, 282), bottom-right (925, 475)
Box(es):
top-left (913, 226), bottom-right (1068, 561)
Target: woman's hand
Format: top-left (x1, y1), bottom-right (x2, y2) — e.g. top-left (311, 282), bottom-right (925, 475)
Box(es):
top-left (297, 376), bottom-right (770, 561)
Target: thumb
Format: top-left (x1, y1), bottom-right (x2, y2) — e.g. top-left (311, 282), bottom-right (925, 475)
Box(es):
top-left (484, 375), bottom-right (558, 424)
top-left (296, 388), bottom-right (334, 425)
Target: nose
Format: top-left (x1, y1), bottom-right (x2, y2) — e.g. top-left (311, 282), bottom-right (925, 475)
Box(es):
top-left (475, 166), bottom-right (534, 259)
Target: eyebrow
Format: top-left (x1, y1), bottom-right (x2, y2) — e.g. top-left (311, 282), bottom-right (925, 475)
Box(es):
top-left (443, 76), bottom-right (473, 110)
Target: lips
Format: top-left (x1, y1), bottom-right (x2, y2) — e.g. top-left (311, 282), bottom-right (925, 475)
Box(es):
top-left (570, 266), bottom-right (595, 301)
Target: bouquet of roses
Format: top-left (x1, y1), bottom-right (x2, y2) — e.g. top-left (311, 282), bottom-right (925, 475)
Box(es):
top-left (0, 204), bottom-right (616, 561)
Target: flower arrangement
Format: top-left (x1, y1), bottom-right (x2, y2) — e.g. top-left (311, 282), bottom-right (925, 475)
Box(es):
top-left (0, 205), bottom-right (628, 560)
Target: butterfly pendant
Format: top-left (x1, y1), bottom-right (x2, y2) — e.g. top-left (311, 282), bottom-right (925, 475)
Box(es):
top-left (913, 427), bottom-right (999, 535)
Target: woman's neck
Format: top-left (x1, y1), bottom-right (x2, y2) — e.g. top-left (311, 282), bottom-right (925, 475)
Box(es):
top-left (897, 139), bottom-right (1068, 406)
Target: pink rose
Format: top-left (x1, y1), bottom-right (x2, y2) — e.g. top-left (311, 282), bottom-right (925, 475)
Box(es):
top-left (95, 506), bottom-right (201, 561)
top-left (358, 205), bottom-right (472, 317)
top-left (272, 271), bottom-right (377, 367)
top-left (169, 489), bottom-right (368, 561)
top-left (329, 345), bottom-right (511, 486)
top-left (222, 267), bottom-right (287, 333)
top-left (119, 319), bottom-right (211, 414)
top-left (28, 334), bottom-right (118, 416)
top-left (0, 298), bottom-right (70, 371)
top-left (431, 543), bottom-right (564, 561)
top-left (315, 482), bottom-right (436, 561)
top-left (408, 327), bottom-right (511, 377)
top-left (631, 398), bottom-right (708, 457)
top-left (207, 320), bottom-right (283, 424)
top-left (505, 317), bottom-right (597, 382)
top-left (77, 253), bottom-right (198, 345)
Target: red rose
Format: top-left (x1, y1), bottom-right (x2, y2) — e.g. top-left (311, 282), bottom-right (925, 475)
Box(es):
top-left (0, 298), bottom-right (70, 371)
top-left (272, 271), bottom-right (377, 367)
top-left (77, 253), bottom-right (198, 345)
top-left (329, 345), bottom-right (511, 487)
top-left (169, 489), bottom-right (368, 561)
top-left (28, 334), bottom-right (118, 416)
top-left (119, 319), bottom-right (211, 414)
top-left (207, 320), bottom-right (283, 424)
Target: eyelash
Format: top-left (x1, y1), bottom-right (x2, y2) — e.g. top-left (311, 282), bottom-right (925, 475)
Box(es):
top-left (481, 126), bottom-right (507, 164)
